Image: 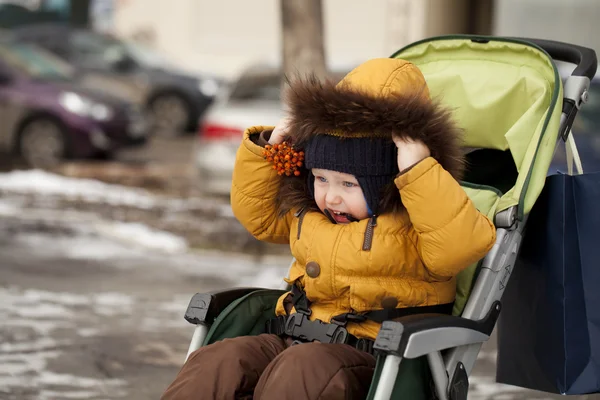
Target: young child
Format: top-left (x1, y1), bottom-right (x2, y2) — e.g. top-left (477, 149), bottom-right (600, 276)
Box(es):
top-left (162, 58), bottom-right (496, 400)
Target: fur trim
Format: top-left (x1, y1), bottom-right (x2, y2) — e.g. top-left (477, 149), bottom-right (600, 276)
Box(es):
top-left (276, 74), bottom-right (465, 216)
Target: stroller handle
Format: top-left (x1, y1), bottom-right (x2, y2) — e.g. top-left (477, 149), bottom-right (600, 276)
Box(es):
top-left (517, 37), bottom-right (597, 80)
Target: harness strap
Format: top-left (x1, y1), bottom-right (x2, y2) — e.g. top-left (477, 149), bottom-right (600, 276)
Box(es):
top-left (264, 315), bottom-right (287, 336)
top-left (331, 302), bottom-right (455, 324)
top-left (267, 284), bottom-right (454, 355)
top-left (264, 313), bottom-right (377, 355)
top-left (290, 284), bottom-right (311, 315)
top-left (291, 280), bottom-right (454, 323)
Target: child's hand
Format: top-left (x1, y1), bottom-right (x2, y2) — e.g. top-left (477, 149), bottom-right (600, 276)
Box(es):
top-left (269, 117), bottom-right (292, 145)
top-left (393, 135), bottom-right (431, 171)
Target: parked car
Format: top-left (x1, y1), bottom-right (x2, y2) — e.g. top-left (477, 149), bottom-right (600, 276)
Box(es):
top-left (11, 23), bottom-right (222, 136)
top-left (0, 40), bottom-right (148, 167)
top-left (195, 66), bottom-right (350, 196)
top-left (194, 66), bottom-right (283, 195)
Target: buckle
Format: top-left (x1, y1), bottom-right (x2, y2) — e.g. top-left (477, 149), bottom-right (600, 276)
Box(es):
top-left (296, 307), bottom-right (312, 316)
top-left (285, 313), bottom-right (350, 344)
top-left (355, 338), bottom-right (375, 354)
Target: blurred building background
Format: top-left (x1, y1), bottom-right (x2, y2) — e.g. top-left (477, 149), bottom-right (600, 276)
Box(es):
top-left (110, 0), bottom-right (494, 78)
top-left (1, 0), bottom-right (495, 78)
top-left (2, 0), bottom-right (598, 77)
top-left (494, 0), bottom-right (600, 61)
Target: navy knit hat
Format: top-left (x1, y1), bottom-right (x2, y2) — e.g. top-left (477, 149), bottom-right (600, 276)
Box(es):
top-left (304, 134), bottom-right (399, 214)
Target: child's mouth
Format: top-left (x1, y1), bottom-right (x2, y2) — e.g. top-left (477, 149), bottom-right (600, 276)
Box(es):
top-left (325, 209), bottom-right (357, 224)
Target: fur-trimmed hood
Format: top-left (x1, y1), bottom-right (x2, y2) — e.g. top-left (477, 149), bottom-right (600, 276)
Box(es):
top-left (277, 58), bottom-right (465, 216)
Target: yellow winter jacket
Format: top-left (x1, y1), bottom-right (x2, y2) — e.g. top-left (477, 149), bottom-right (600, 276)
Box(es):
top-left (231, 58), bottom-right (496, 340)
top-left (231, 127), bottom-right (496, 340)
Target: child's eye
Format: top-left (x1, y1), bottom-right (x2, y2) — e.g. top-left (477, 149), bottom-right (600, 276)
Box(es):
top-left (316, 176), bottom-right (327, 183)
top-left (343, 181), bottom-right (358, 188)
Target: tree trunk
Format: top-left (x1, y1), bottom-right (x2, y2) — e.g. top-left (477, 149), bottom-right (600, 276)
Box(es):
top-left (467, 0), bottom-right (493, 35)
top-left (70, 0), bottom-right (91, 28)
top-left (280, 0), bottom-right (327, 81)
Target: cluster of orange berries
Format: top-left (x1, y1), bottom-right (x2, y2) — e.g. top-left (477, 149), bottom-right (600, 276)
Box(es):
top-left (263, 141), bottom-right (305, 176)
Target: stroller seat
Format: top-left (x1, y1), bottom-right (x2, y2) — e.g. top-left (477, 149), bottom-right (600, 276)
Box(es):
top-left (178, 35), bottom-right (596, 400)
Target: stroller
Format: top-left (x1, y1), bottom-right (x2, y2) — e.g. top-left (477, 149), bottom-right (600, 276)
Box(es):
top-left (180, 35), bottom-right (597, 399)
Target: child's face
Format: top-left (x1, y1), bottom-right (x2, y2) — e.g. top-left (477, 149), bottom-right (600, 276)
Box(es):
top-left (312, 168), bottom-right (370, 223)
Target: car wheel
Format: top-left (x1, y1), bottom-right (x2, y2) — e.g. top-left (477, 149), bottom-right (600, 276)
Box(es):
top-left (149, 93), bottom-right (192, 137)
top-left (93, 149), bottom-right (115, 160)
top-left (19, 118), bottom-right (68, 168)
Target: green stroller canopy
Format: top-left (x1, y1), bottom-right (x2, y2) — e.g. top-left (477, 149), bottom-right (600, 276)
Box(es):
top-left (394, 35), bottom-right (563, 219)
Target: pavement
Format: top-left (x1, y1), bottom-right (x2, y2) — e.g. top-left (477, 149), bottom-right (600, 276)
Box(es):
top-left (0, 216), bottom-right (290, 400)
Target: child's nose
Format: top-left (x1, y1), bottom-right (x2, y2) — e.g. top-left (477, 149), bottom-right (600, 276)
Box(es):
top-left (325, 190), bottom-right (342, 205)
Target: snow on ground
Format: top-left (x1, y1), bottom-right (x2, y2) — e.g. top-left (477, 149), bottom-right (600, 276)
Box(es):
top-left (0, 171), bottom-right (191, 255)
top-left (0, 169), bottom-right (156, 208)
top-left (1, 208), bottom-right (190, 255)
top-left (0, 169), bottom-right (232, 216)
top-left (0, 287), bottom-right (131, 399)
top-left (0, 170), bottom-right (290, 284)
top-left (94, 221), bottom-right (188, 254)
top-left (0, 198), bottom-right (20, 215)
top-left (5, 227), bottom-right (289, 286)
top-left (468, 375), bottom-right (553, 400)
top-left (0, 170), bottom-right (287, 398)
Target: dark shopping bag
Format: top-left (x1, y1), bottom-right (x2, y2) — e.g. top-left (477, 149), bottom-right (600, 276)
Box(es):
top-left (496, 136), bottom-right (600, 394)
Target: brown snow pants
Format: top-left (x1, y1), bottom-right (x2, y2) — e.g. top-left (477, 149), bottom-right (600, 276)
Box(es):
top-left (161, 333), bottom-right (376, 400)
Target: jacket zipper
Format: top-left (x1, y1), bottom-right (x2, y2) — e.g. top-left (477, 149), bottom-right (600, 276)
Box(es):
top-left (362, 215), bottom-right (378, 251)
top-left (295, 207), bottom-right (307, 240)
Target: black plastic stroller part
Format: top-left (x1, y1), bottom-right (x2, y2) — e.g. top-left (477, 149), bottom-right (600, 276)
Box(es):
top-left (516, 37), bottom-right (597, 80)
top-left (284, 312), bottom-right (350, 344)
top-left (373, 301), bottom-right (502, 356)
top-left (184, 288), bottom-right (265, 325)
top-left (561, 99), bottom-right (580, 140)
top-left (449, 362), bottom-right (469, 400)
top-left (265, 312), bottom-right (378, 355)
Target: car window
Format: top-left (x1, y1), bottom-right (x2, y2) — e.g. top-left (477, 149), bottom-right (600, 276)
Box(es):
top-left (27, 35), bottom-right (69, 59)
top-left (228, 74), bottom-right (281, 101)
top-left (0, 43), bottom-right (73, 80)
top-left (12, 26), bottom-right (70, 56)
top-left (126, 41), bottom-right (171, 69)
top-left (39, 34), bottom-right (70, 59)
top-left (71, 31), bottom-right (120, 53)
top-left (226, 69), bottom-right (346, 103)
top-left (70, 31), bottom-right (127, 69)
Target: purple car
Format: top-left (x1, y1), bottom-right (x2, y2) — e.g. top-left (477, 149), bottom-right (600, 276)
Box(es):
top-left (0, 40), bottom-right (148, 167)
